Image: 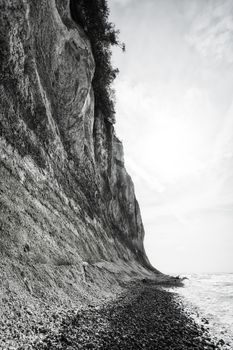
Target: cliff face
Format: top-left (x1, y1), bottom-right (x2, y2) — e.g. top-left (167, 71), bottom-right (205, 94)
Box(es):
top-left (0, 0), bottom-right (154, 301)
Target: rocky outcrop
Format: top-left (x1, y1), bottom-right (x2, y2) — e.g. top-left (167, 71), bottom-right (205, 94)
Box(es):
top-left (0, 0), bottom-right (155, 305)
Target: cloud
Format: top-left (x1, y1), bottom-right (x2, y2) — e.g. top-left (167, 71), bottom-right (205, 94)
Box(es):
top-left (213, 101), bottom-right (233, 160)
top-left (124, 156), bottom-right (165, 193)
top-left (186, 0), bottom-right (233, 63)
top-left (109, 0), bottom-right (233, 272)
top-left (109, 0), bottom-right (136, 8)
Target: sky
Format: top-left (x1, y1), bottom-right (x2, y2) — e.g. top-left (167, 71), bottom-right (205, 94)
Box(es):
top-left (108, 0), bottom-right (233, 274)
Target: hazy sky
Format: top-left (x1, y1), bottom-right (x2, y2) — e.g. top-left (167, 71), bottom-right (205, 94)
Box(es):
top-left (109, 0), bottom-right (233, 273)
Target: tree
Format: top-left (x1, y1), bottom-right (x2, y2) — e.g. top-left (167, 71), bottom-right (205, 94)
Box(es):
top-left (70, 0), bottom-right (125, 121)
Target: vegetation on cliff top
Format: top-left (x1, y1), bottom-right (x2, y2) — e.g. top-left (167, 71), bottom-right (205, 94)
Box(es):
top-left (70, 0), bottom-right (125, 122)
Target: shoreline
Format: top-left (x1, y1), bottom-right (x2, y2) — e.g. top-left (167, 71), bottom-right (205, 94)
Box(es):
top-left (167, 276), bottom-right (233, 350)
top-left (23, 280), bottom-right (228, 349)
top-left (1, 276), bottom-right (230, 349)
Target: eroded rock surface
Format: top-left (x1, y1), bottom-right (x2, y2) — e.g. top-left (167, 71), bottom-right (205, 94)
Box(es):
top-left (0, 0), bottom-right (156, 307)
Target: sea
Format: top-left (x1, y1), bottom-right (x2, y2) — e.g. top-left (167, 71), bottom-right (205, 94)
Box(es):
top-left (169, 273), bottom-right (233, 349)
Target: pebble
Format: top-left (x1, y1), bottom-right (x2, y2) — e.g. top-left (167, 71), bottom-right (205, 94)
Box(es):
top-left (33, 282), bottom-right (227, 350)
top-left (0, 281), bottom-right (230, 350)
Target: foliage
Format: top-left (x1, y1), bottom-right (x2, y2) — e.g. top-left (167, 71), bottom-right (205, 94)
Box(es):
top-left (70, 0), bottom-right (125, 121)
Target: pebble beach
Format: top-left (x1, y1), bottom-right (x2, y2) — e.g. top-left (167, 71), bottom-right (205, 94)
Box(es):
top-left (30, 280), bottom-right (228, 350)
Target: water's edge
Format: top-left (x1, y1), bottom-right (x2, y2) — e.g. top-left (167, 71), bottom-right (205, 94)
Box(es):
top-left (166, 273), bottom-right (233, 349)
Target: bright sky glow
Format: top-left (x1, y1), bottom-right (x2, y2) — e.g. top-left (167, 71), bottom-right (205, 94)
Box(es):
top-left (109, 0), bottom-right (233, 273)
